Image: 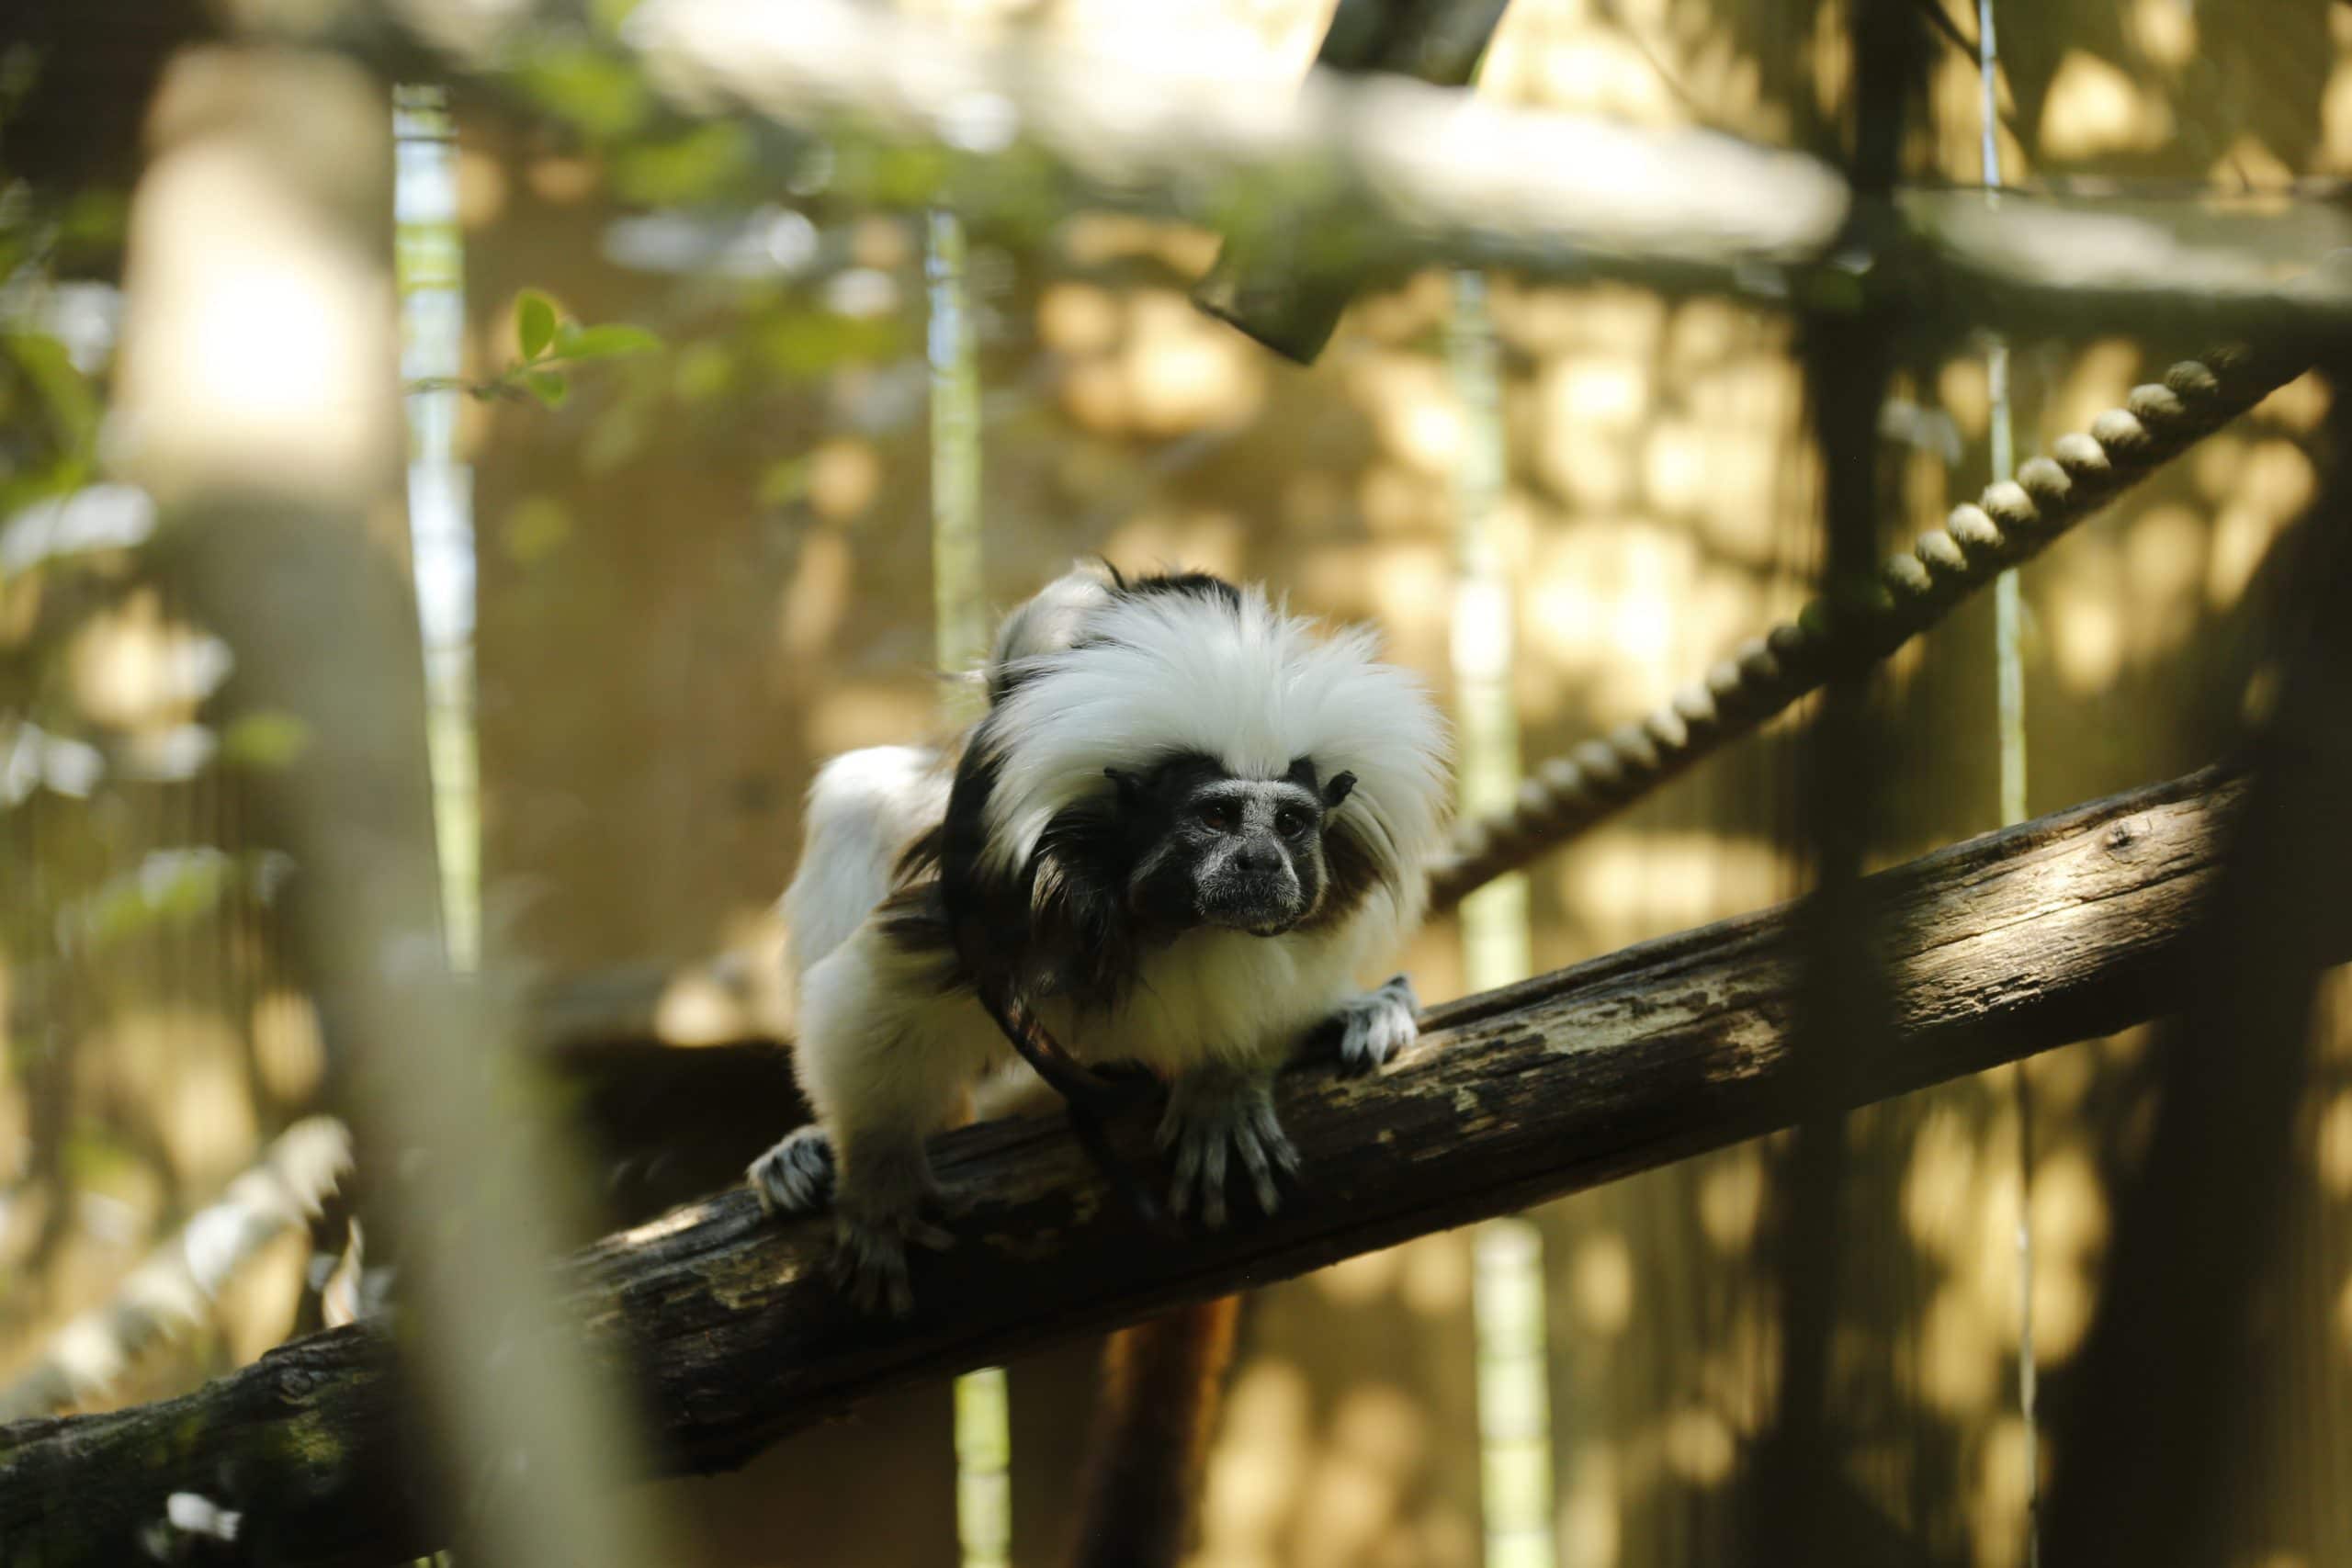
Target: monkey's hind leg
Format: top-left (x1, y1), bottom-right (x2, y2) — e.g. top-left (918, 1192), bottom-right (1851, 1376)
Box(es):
top-left (747, 1123), bottom-right (956, 1317)
top-left (767, 919), bottom-right (992, 1314)
top-left (1158, 1064), bottom-right (1300, 1230)
top-left (827, 1134), bottom-right (957, 1317)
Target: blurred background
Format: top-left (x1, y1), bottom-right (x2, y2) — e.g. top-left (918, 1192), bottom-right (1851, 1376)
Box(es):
top-left (3, 1), bottom-right (2349, 1565)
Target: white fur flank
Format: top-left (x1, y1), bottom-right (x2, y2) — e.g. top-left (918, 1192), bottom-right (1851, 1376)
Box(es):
top-left (793, 918), bottom-right (1007, 1167)
top-left (781, 745), bottom-right (949, 984)
top-left (978, 583), bottom-right (1452, 909)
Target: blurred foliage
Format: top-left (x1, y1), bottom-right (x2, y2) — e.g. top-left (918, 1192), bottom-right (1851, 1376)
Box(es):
top-left (408, 288), bottom-right (663, 410)
top-left (0, 42), bottom-right (649, 1382)
top-left (1, 44), bottom-right (152, 1348)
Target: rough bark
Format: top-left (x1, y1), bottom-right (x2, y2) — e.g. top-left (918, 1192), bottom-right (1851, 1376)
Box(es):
top-left (4, 766), bottom-right (2336, 1567)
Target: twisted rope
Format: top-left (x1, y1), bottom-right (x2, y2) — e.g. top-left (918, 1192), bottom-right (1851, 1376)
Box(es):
top-left (1425, 338), bottom-right (2315, 911)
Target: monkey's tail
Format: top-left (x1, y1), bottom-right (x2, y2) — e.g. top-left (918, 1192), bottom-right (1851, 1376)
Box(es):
top-left (1065, 1296), bottom-right (1243, 1568)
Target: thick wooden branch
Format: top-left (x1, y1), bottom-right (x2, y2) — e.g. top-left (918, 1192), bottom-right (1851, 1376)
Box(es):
top-left (301, 0), bottom-right (2352, 342)
top-left (219, 1), bottom-right (2352, 342)
top-left (6, 767), bottom-right (2341, 1566)
top-left (1188, 0), bottom-right (1515, 363)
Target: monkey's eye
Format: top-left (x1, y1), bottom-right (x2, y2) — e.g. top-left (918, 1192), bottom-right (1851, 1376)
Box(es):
top-left (1197, 799), bottom-right (1240, 832)
top-left (1273, 805), bottom-right (1311, 837)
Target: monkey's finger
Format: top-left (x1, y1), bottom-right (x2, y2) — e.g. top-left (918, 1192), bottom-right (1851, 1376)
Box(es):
top-left (857, 1246), bottom-right (915, 1319)
top-left (907, 1217), bottom-right (956, 1253)
top-left (1199, 1137), bottom-right (1230, 1229)
top-left (1250, 1101), bottom-right (1302, 1175)
top-left (833, 1248), bottom-right (882, 1314)
top-left (1168, 1135), bottom-right (1203, 1216)
top-left (1235, 1133), bottom-right (1281, 1216)
top-left (885, 1262), bottom-right (915, 1319)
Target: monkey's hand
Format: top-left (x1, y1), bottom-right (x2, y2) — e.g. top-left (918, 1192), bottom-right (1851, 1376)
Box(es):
top-left (748, 1125), bottom-right (838, 1213)
top-left (1157, 1066), bottom-right (1299, 1229)
top-left (1317, 974), bottom-right (1419, 1076)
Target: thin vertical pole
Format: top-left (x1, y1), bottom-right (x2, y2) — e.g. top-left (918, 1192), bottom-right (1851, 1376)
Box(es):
top-left (930, 210), bottom-right (989, 708)
top-left (1974, 6), bottom-right (2040, 1560)
top-left (956, 1365), bottom-right (1013, 1568)
top-left (1451, 269), bottom-right (1555, 1568)
top-left (1476, 1218), bottom-right (1559, 1568)
top-left (1450, 271), bottom-right (1532, 992)
top-left (930, 207), bottom-right (1011, 1568)
top-left (392, 84), bottom-right (481, 972)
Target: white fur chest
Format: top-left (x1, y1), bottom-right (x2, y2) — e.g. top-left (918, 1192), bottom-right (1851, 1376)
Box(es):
top-left (1036, 921), bottom-right (1374, 1075)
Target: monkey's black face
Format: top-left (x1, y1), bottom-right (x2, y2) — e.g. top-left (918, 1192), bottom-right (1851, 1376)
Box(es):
top-left (1112, 755), bottom-right (1358, 939)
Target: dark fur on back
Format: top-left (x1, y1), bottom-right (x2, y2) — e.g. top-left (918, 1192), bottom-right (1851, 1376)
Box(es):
top-left (1100, 565), bottom-right (1244, 614)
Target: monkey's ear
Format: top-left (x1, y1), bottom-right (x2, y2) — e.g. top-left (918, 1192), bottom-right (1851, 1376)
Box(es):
top-left (1283, 755), bottom-right (1319, 792)
top-left (1104, 766), bottom-right (1142, 807)
top-left (1323, 771), bottom-right (1357, 808)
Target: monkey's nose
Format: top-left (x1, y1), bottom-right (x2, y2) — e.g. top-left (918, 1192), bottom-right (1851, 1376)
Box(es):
top-left (1236, 843), bottom-right (1286, 877)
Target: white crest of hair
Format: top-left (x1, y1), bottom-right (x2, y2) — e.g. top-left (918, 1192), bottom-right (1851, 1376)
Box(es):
top-left (978, 580), bottom-right (1452, 902)
top-left (986, 562), bottom-right (1114, 696)
top-left (782, 744), bottom-right (949, 985)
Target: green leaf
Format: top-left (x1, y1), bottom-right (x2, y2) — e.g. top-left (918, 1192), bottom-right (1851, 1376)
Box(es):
top-left (79, 848), bottom-right (237, 949)
top-left (220, 711), bottom-right (311, 770)
top-left (515, 47), bottom-right (650, 141)
top-left (610, 121), bottom-right (753, 206)
top-left (552, 322), bottom-right (662, 363)
top-left (5, 333), bottom-right (100, 451)
top-left (672, 341), bottom-right (734, 403)
top-left (502, 496), bottom-right (573, 565)
top-left (522, 370), bottom-right (571, 409)
top-left (516, 290), bottom-right (560, 361)
top-left (756, 457), bottom-right (808, 506)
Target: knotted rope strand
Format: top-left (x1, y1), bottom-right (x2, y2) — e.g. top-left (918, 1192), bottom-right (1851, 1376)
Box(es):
top-left (1424, 340), bottom-right (2314, 910)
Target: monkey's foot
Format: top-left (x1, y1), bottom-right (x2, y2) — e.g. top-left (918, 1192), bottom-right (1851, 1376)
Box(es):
top-left (827, 1143), bottom-right (957, 1318)
top-left (1158, 1071), bottom-right (1299, 1229)
top-left (831, 1198), bottom-right (956, 1319)
top-left (748, 1126), bottom-right (837, 1213)
top-left (1324, 974), bottom-right (1419, 1076)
